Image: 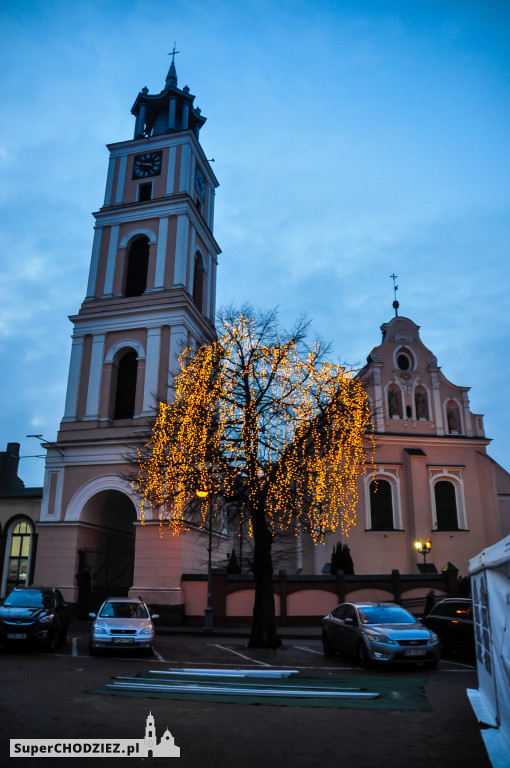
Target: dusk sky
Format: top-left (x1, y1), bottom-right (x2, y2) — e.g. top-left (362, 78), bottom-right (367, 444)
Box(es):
top-left (1, 1), bottom-right (509, 488)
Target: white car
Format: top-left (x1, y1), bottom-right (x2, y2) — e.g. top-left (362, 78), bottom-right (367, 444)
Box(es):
top-left (89, 597), bottom-right (158, 655)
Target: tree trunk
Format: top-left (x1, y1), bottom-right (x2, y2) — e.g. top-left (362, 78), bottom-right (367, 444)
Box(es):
top-left (248, 505), bottom-right (281, 649)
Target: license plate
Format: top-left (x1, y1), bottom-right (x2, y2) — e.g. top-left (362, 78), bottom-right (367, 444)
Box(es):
top-left (113, 638), bottom-right (134, 644)
top-left (404, 648), bottom-right (426, 656)
top-left (7, 633), bottom-right (28, 640)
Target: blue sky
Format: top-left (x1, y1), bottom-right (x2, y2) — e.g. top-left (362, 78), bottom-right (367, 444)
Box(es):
top-left (0, 0), bottom-right (509, 487)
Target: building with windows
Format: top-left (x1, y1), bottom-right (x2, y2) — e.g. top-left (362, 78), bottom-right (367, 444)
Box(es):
top-left (32, 59), bottom-right (223, 615)
top-left (303, 313), bottom-right (508, 578)
top-left (0, 443), bottom-right (42, 598)
top-left (28, 59), bottom-right (508, 618)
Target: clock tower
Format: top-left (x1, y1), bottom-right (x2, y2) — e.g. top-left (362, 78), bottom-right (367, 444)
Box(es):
top-left (34, 59), bottom-right (221, 614)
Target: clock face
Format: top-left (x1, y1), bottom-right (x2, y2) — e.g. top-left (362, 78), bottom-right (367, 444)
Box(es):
top-left (195, 167), bottom-right (206, 200)
top-left (132, 152), bottom-right (162, 179)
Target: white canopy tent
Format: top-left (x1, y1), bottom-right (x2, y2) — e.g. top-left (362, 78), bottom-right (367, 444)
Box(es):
top-left (467, 535), bottom-right (510, 768)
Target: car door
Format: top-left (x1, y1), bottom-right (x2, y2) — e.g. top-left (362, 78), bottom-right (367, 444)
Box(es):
top-left (339, 605), bottom-right (361, 656)
top-left (327, 605), bottom-right (349, 651)
top-left (328, 604), bottom-right (359, 656)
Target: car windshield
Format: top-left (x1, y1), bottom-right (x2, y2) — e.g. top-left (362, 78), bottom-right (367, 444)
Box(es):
top-left (99, 602), bottom-right (149, 619)
top-left (3, 590), bottom-right (54, 609)
top-left (358, 605), bottom-right (417, 625)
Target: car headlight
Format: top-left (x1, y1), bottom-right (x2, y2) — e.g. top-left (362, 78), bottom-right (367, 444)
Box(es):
top-left (39, 614), bottom-right (55, 624)
top-left (139, 627), bottom-right (154, 635)
top-left (93, 626), bottom-right (108, 635)
top-left (365, 632), bottom-right (395, 645)
top-left (430, 632), bottom-right (439, 643)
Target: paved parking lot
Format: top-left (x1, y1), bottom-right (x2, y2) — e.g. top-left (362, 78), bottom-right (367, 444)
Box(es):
top-left (0, 626), bottom-right (490, 768)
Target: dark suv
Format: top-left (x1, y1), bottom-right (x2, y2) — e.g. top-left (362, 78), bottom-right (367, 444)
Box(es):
top-left (0, 587), bottom-right (69, 650)
top-left (422, 597), bottom-right (474, 656)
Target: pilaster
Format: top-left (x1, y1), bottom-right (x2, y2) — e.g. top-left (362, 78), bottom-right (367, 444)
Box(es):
top-left (84, 334), bottom-right (106, 420)
top-left (62, 337), bottom-right (85, 421)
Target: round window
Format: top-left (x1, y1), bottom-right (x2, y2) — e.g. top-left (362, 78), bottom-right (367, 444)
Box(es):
top-left (397, 353), bottom-right (411, 371)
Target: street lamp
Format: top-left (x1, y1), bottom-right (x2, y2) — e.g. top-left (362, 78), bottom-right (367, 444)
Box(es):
top-left (414, 538), bottom-right (432, 569)
top-left (196, 488), bottom-right (213, 631)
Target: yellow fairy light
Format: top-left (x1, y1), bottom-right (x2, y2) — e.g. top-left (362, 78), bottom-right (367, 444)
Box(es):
top-left (133, 312), bottom-right (374, 544)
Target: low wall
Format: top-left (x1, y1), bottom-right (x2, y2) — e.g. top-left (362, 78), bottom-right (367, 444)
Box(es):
top-left (181, 569), bottom-right (458, 626)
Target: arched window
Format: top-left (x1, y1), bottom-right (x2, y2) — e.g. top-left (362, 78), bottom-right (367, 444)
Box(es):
top-left (446, 400), bottom-right (461, 434)
top-left (124, 236), bottom-right (149, 297)
top-left (434, 480), bottom-right (458, 530)
top-left (387, 385), bottom-right (402, 418)
top-left (192, 253), bottom-right (205, 313)
top-left (114, 349), bottom-right (138, 419)
top-left (369, 480), bottom-right (394, 530)
top-left (4, 520), bottom-right (33, 595)
top-left (415, 386), bottom-right (429, 420)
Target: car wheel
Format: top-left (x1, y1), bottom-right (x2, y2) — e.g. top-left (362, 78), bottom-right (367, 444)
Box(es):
top-left (88, 641), bottom-right (98, 656)
top-left (322, 632), bottom-right (335, 657)
top-left (356, 642), bottom-right (371, 669)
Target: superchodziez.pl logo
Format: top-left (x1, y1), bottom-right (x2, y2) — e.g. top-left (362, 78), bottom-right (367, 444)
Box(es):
top-left (10, 712), bottom-right (180, 758)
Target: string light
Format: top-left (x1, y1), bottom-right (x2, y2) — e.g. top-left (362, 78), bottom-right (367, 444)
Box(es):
top-left (133, 313), bottom-right (375, 543)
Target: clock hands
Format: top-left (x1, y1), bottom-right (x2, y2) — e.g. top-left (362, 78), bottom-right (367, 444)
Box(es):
top-left (132, 152), bottom-right (162, 179)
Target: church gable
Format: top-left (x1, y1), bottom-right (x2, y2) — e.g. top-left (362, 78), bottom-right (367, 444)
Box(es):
top-left (360, 315), bottom-right (485, 438)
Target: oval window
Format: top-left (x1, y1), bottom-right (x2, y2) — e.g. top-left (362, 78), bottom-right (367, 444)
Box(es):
top-left (397, 354), bottom-right (410, 371)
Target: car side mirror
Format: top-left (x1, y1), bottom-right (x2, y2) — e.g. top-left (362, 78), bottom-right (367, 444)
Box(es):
top-left (88, 612), bottom-right (96, 618)
top-left (151, 613), bottom-right (160, 620)
top-left (344, 617), bottom-right (355, 625)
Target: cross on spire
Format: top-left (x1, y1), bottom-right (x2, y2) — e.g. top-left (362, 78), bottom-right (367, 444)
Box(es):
top-left (168, 43), bottom-right (180, 63)
top-left (390, 273), bottom-right (400, 316)
top-left (165, 45), bottom-right (180, 89)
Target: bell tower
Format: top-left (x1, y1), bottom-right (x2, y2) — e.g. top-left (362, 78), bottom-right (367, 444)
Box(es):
top-left (34, 59), bottom-right (220, 611)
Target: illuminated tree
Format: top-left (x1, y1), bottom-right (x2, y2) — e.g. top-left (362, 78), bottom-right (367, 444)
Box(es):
top-left (133, 306), bottom-right (372, 648)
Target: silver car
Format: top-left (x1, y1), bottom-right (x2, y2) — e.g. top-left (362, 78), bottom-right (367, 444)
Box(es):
top-left (89, 597), bottom-right (158, 655)
top-left (322, 601), bottom-right (440, 668)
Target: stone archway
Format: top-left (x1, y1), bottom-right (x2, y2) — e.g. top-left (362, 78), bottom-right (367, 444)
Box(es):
top-left (73, 485), bottom-right (137, 616)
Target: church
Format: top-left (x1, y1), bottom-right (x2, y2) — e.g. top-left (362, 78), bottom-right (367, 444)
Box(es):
top-left (27, 58), bottom-right (508, 619)
top-left (302, 312), bottom-right (510, 577)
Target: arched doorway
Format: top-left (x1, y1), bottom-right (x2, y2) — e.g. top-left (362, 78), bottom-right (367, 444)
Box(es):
top-left (76, 489), bottom-right (137, 617)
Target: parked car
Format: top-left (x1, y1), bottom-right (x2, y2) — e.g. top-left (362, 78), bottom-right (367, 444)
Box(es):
top-left (89, 597), bottom-right (159, 655)
top-left (322, 601), bottom-right (441, 667)
top-left (421, 597), bottom-right (474, 657)
top-left (0, 587), bottom-right (69, 650)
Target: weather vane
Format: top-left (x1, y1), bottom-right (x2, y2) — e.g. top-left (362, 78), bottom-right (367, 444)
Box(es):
top-left (168, 43), bottom-right (180, 64)
top-left (390, 273), bottom-right (399, 316)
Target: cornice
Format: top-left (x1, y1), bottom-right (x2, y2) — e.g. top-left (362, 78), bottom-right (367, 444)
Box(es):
top-left (93, 194), bottom-right (221, 255)
top-left (69, 300), bottom-right (215, 340)
top-left (372, 431), bottom-right (491, 448)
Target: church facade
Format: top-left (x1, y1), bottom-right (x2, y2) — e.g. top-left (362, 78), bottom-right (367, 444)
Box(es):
top-left (32, 60), bottom-right (508, 616)
top-left (299, 314), bottom-right (508, 579)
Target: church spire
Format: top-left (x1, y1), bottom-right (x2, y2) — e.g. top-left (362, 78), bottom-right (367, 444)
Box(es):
top-left (165, 60), bottom-right (178, 89)
top-left (165, 44), bottom-right (180, 89)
